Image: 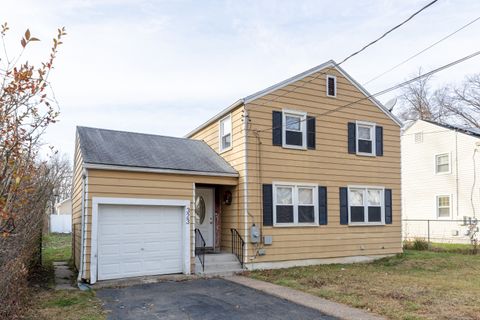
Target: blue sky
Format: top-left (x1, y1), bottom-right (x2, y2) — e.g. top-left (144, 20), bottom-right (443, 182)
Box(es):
top-left (2, 0), bottom-right (480, 160)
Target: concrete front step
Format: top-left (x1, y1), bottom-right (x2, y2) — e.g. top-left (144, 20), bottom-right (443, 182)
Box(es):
top-left (195, 252), bottom-right (243, 275)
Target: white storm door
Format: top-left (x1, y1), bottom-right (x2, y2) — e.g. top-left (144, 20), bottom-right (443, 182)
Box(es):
top-left (195, 188), bottom-right (214, 247)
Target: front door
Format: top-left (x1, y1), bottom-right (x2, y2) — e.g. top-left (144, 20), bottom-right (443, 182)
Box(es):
top-left (195, 188), bottom-right (214, 248)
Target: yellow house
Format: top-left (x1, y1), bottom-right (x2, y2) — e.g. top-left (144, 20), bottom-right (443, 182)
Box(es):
top-left (73, 60), bottom-right (402, 284)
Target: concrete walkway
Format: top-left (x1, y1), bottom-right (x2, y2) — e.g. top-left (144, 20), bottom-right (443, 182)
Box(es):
top-left (226, 276), bottom-right (385, 320)
top-left (53, 261), bottom-right (75, 290)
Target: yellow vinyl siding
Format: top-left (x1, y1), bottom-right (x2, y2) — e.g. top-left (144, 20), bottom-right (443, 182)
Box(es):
top-left (72, 137), bottom-right (84, 270)
top-left (191, 106), bottom-right (247, 252)
top-left (78, 169), bottom-right (236, 280)
top-left (244, 66), bottom-right (402, 264)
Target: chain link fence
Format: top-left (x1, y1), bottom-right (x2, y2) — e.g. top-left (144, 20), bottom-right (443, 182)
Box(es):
top-left (402, 218), bottom-right (479, 245)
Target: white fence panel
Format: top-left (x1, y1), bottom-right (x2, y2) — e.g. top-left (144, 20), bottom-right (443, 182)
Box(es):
top-left (50, 214), bottom-right (72, 233)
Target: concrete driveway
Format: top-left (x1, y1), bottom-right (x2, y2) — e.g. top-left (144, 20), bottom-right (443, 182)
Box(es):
top-left (96, 278), bottom-right (337, 320)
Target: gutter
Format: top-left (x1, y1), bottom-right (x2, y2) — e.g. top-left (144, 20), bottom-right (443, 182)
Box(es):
top-left (82, 163), bottom-right (239, 178)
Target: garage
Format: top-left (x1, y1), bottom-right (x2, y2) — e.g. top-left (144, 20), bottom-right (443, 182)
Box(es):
top-left (97, 204), bottom-right (183, 281)
top-left (90, 198), bottom-right (191, 283)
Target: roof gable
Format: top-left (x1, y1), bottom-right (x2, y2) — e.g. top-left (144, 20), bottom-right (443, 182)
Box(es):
top-left (186, 60), bottom-right (402, 137)
top-left (405, 119), bottom-right (480, 138)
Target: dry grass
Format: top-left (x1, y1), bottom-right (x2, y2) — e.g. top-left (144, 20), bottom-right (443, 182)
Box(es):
top-left (247, 251), bottom-right (480, 320)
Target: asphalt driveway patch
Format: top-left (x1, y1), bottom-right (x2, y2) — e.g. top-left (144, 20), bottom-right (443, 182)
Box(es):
top-left (96, 278), bottom-right (337, 320)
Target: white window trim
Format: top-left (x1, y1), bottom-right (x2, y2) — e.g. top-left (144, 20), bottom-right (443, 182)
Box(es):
top-left (89, 197), bottom-right (191, 284)
top-left (282, 109), bottom-right (307, 150)
top-left (347, 185), bottom-right (385, 226)
top-left (435, 194), bottom-right (452, 219)
top-left (434, 152), bottom-right (451, 175)
top-left (219, 114), bottom-right (232, 153)
top-left (326, 75), bottom-right (337, 97)
top-left (273, 182), bottom-right (318, 227)
top-left (355, 120), bottom-right (376, 157)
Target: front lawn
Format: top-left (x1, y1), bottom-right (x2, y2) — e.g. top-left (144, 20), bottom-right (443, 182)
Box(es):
top-left (24, 233), bottom-right (106, 320)
top-left (248, 250), bottom-right (480, 320)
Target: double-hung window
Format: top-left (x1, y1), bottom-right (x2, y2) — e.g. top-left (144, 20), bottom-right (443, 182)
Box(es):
top-left (435, 153), bottom-right (450, 174)
top-left (282, 110), bottom-right (307, 149)
top-left (219, 114), bottom-right (232, 152)
top-left (348, 186), bottom-right (384, 224)
top-left (436, 195), bottom-right (451, 218)
top-left (356, 121), bottom-right (375, 156)
top-left (274, 184), bottom-right (318, 226)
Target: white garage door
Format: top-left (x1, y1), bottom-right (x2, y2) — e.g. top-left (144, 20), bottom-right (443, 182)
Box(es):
top-left (97, 204), bottom-right (183, 280)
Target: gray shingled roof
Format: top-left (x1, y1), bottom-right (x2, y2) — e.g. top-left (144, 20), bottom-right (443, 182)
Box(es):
top-left (77, 126), bottom-right (238, 175)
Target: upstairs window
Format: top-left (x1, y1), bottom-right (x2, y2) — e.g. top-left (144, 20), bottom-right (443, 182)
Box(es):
top-left (326, 75), bottom-right (337, 97)
top-left (219, 114), bottom-right (232, 152)
top-left (435, 153), bottom-right (450, 174)
top-left (348, 187), bottom-right (384, 224)
top-left (282, 110), bottom-right (307, 149)
top-left (356, 122), bottom-right (376, 156)
top-left (436, 195), bottom-right (451, 218)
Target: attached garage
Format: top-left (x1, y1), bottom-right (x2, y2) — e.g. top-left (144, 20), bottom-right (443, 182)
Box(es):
top-left (72, 126), bottom-right (238, 284)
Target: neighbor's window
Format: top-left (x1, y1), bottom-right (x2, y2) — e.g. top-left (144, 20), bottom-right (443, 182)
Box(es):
top-left (356, 122), bottom-right (375, 155)
top-left (437, 195), bottom-right (451, 218)
top-left (282, 110), bottom-right (307, 149)
top-left (274, 184), bottom-right (318, 225)
top-left (435, 153), bottom-right (450, 174)
top-left (219, 114), bottom-right (232, 152)
top-left (348, 187), bottom-right (384, 224)
top-left (326, 75), bottom-right (336, 97)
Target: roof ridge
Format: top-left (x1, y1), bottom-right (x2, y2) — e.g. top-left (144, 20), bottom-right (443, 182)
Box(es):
top-left (77, 126), bottom-right (199, 142)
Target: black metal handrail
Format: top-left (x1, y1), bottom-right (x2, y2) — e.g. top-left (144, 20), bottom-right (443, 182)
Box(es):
top-left (195, 228), bottom-right (206, 272)
top-left (230, 228), bottom-right (245, 268)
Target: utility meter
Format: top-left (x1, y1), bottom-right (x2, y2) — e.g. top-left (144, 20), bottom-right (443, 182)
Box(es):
top-left (250, 224), bottom-right (260, 243)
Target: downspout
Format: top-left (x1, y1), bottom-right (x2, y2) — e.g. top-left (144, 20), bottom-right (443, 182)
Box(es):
top-left (455, 130), bottom-right (459, 217)
top-left (243, 104), bottom-right (249, 266)
top-left (77, 169), bottom-right (87, 284)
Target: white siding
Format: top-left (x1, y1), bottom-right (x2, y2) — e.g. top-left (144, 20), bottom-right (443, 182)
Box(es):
top-left (401, 120), bottom-right (480, 243)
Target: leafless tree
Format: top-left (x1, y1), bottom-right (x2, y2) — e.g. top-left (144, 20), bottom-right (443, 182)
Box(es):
top-left (442, 74), bottom-right (480, 129)
top-left (396, 68), bottom-right (450, 122)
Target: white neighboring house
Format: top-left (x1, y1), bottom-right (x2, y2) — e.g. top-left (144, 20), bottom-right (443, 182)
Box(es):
top-left (50, 198), bottom-right (72, 233)
top-left (402, 119), bottom-right (480, 244)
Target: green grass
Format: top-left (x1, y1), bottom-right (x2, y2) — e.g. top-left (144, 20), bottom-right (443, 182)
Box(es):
top-left (42, 233), bottom-right (72, 265)
top-left (248, 250), bottom-right (480, 320)
top-left (24, 233), bottom-right (106, 320)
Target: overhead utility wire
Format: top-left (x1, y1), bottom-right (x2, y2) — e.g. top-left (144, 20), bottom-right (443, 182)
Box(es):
top-left (256, 49), bottom-right (480, 133)
top-left (251, 0), bottom-right (440, 109)
top-left (364, 15), bottom-right (480, 85)
top-left (337, 0), bottom-right (439, 65)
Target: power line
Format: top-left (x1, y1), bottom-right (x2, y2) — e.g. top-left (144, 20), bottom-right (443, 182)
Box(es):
top-left (254, 49), bottom-right (480, 133)
top-left (364, 15), bottom-right (480, 85)
top-left (337, 0), bottom-right (439, 65)
top-left (252, 0), bottom-right (440, 109)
